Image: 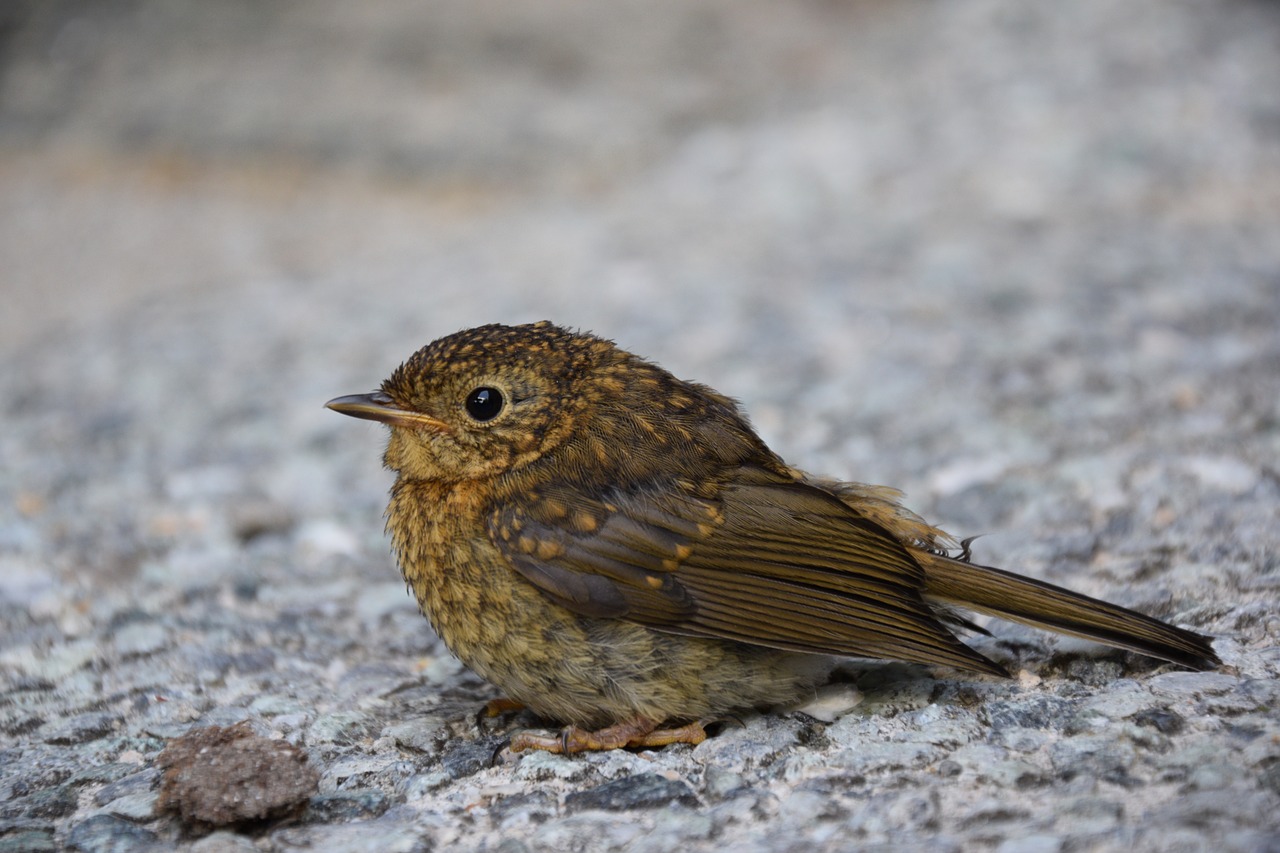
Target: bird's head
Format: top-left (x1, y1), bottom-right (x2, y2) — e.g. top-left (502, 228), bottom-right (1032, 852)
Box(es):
top-left (327, 321), bottom-right (769, 487)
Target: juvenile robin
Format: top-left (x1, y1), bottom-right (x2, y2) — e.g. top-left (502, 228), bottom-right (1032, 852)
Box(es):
top-left (327, 321), bottom-right (1219, 754)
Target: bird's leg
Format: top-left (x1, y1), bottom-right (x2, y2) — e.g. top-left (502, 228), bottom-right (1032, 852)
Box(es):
top-left (476, 697), bottom-right (528, 733)
top-left (509, 717), bottom-right (708, 754)
top-left (481, 697), bottom-right (527, 718)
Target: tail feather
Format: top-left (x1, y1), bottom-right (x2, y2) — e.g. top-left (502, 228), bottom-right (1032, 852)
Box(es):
top-left (919, 554), bottom-right (1220, 671)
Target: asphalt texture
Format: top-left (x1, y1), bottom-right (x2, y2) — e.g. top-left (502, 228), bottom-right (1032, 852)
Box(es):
top-left (2, 1), bottom-right (1279, 851)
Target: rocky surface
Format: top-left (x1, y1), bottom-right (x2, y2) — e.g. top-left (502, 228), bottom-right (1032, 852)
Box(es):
top-left (2, 0), bottom-right (1278, 850)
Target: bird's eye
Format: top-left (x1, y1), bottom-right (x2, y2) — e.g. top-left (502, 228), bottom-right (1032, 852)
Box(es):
top-left (464, 387), bottom-right (504, 422)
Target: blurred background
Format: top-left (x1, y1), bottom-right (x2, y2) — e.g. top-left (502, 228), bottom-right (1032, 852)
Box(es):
top-left (5, 0), bottom-right (1277, 346)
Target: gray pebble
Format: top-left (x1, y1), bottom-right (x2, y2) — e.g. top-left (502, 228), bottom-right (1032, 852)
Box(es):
top-left (1130, 707), bottom-right (1185, 735)
top-left (1146, 672), bottom-right (1240, 699)
top-left (510, 750), bottom-right (591, 783)
top-left (271, 816), bottom-right (428, 853)
top-left (64, 815), bottom-right (157, 853)
top-left (306, 789), bottom-right (390, 822)
top-left (985, 697), bottom-right (1076, 731)
top-left (382, 715), bottom-right (449, 755)
top-left (102, 792), bottom-right (158, 822)
top-left (321, 754), bottom-right (405, 792)
top-left (92, 770), bottom-right (159, 808)
top-left (189, 831), bottom-right (261, 853)
top-left (565, 774), bottom-right (698, 812)
top-left (440, 737), bottom-right (504, 781)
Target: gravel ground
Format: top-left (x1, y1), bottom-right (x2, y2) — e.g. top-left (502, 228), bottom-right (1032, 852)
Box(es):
top-left (2, 1), bottom-right (1279, 851)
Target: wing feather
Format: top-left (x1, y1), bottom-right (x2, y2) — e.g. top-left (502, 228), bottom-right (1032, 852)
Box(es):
top-left (491, 465), bottom-right (1005, 675)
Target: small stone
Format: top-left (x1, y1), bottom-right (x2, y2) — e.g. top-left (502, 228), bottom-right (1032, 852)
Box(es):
top-left (104, 792), bottom-right (159, 821)
top-left (985, 696), bottom-right (1075, 731)
top-left (1077, 682), bottom-right (1154, 721)
top-left (65, 814), bottom-right (158, 852)
top-left (93, 769), bottom-right (159, 807)
top-left (565, 773), bottom-right (698, 812)
top-left (155, 721), bottom-right (319, 827)
top-left (511, 750), bottom-right (588, 783)
top-left (189, 831), bottom-right (261, 853)
top-left (1131, 708), bottom-right (1185, 735)
top-left (383, 716), bottom-right (448, 755)
top-left (319, 754), bottom-right (402, 790)
top-left (305, 789), bottom-right (390, 822)
top-left (440, 737), bottom-right (503, 781)
top-left (271, 815), bottom-right (434, 852)
top-left (794, 683), bottom-right (862, 722)
top-left (1147, 672), bottom-right (1239, 699)
top-left (400, 772), bottom-right (450, 796)
top-left (992, 727), bottom-right (1050, 754)
top-left (67, 764), bottom-right (139, 789)
top-left (489, 790), bottom-right (558, 827)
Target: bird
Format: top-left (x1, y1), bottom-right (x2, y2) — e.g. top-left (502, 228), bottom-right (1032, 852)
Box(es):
top-left (326, 321), bottom-right (1219, 754)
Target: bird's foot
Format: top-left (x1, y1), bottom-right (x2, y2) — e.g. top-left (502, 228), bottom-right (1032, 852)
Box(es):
top-left (509, 717), bottom-right (708, 754)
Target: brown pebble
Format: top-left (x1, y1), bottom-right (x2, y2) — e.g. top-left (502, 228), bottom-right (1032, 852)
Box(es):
top-left (156, 721), bottom-right (319, 828)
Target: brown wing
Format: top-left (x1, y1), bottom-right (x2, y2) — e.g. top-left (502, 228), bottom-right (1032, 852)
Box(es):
top-left (490, 465), bottom-right (1006, 675)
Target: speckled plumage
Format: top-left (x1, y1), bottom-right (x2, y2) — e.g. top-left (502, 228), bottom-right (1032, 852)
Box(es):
top-left (328, 321), bottom-right (1219, 752)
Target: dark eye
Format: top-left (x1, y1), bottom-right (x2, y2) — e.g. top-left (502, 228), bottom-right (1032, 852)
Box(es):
top-left (465, 387), bottom-right (504, 422)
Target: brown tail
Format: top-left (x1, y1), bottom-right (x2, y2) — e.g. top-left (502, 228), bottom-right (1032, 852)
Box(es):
top-left (919, 553), bottom-right (1220, 671)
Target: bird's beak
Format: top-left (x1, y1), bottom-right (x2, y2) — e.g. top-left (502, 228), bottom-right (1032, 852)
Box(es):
top-left (325, 391), bottom-right (451, 433)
